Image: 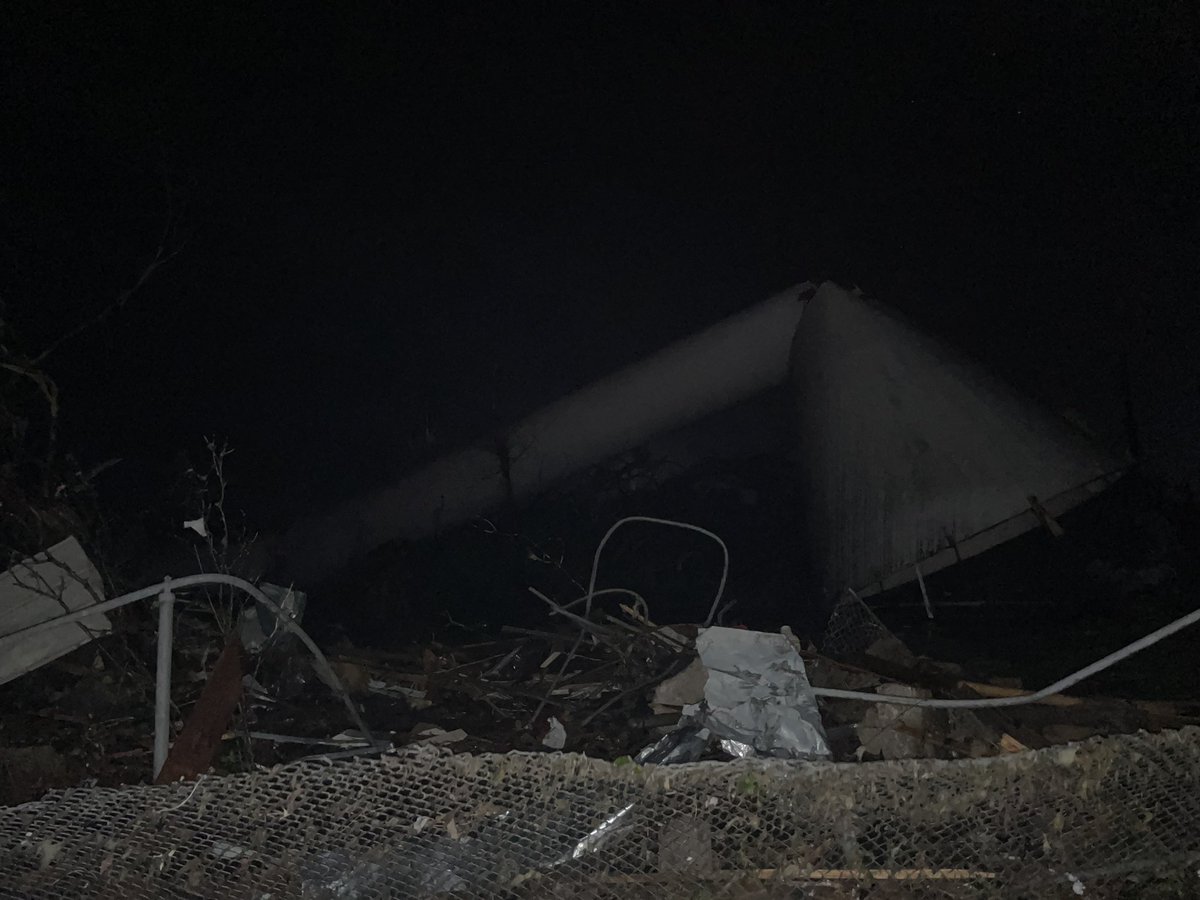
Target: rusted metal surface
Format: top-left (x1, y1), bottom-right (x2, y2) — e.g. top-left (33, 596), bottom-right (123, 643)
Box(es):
top-left (155, 636), bottom-right (244, 784)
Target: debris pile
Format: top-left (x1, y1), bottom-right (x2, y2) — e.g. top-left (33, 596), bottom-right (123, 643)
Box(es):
top-left (4, 492), bottom-right (1199, 813)
top-left (2, 470), bottom-right (1200, 896)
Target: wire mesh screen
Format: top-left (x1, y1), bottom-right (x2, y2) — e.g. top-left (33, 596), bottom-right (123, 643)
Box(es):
top-left (820, 590), bottom-right (899, 659)
top-left (2, 725), bottom-right (1198, 898)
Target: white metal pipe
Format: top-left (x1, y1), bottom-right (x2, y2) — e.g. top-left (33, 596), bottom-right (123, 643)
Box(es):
top-left (2, 573), bottom-right (377, 766)
top-left (811, 600), bottom-right (1200, 708)
top-left (503, 284), bottom-right (813, 499)
top-left (283, 283), bottom-right (814, 583)
top-left (153, 582), bottom-right (176, 778)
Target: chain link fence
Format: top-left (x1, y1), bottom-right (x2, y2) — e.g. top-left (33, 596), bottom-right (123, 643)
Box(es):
top-left (4, 590), bottom-right (1199, 897)
top-left (2, 723), bottom-right (1198, 898)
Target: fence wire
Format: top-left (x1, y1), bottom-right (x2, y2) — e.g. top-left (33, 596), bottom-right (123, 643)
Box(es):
top-left (2, 725), bottom-right (1198, 898)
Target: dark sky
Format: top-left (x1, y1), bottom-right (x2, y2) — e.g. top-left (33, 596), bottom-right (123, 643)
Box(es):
top-left (3, 3), bottom-right (1198, 532)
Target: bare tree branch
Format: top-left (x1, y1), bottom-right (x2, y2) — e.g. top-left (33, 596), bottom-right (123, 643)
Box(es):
top-left (32, 215), bottom-right (184, 366)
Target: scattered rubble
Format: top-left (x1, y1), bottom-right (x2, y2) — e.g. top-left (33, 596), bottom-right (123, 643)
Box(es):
top-left (1, 283), bottom-right (1197, 894)
top-left (0, 469), bottom-right (1198, 899)
top-left (2, 474), bottom-right (1198, 814)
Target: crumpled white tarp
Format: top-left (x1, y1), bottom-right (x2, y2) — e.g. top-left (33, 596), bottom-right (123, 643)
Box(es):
top-left (695, 626), bottom-right (830, 760)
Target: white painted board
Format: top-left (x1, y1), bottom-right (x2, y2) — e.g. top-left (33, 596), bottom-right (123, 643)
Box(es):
top-left (0, 536), bottom-right (111, 685)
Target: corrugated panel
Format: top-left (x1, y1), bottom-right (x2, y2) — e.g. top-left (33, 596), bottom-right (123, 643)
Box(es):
top-left (791, 283), bottom-right (1124, 599)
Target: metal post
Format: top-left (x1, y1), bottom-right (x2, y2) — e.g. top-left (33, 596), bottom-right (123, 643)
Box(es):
top-left (153, 579), bottom-right (176, 779)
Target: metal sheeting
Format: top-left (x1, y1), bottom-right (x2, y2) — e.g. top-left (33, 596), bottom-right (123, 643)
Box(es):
top-left (791, 283), bottom-right (1123, 599)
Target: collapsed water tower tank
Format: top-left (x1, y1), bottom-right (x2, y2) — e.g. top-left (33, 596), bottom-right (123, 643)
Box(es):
top-left (789, 282), bottom-right (1124, 603)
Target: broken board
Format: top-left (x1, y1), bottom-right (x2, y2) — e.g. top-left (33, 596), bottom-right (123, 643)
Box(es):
top-left (0, 536), bottom-right (111, 685)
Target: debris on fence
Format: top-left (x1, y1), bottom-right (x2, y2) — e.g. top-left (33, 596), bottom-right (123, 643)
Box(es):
top-left (4, 549), bottom-right (1198, 807)
top-left (2, 468), bottom-right (1199, 815)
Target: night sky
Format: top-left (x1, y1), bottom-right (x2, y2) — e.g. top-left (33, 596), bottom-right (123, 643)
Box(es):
top-left (3, 3), bottom-right (1197, 538)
